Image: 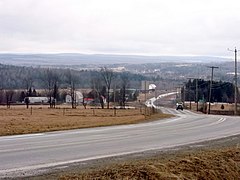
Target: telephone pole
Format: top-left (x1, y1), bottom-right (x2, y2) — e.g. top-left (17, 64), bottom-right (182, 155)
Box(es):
top-left (208, 66), bottom-right (219, 114)
top-left (187, 77), bottom-right (199, 111)
top-left (196, 79), bottom-right (199, 111)
top-left (235, 48), bottom-right (238, 115)
top-left (187, 78), bottom-right (193, 110)
top-left (228, 48), bottom-right (238, 115)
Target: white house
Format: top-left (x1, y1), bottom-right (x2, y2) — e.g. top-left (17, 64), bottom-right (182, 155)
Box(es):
top-left (149, 84), bottom-right (156, 90)
top-left (65, 91), bottom-right (83, 104)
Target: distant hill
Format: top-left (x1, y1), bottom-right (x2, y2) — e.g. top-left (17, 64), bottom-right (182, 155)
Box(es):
top-left (0, 53), bottom-right (231, 67)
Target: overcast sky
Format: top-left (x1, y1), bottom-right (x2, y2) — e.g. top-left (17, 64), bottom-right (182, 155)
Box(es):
top-left (0, 0), bottom-right (240, 56)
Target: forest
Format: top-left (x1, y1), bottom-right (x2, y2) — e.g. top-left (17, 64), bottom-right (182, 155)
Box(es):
top-left (184, 79), bottom-right (236, 103)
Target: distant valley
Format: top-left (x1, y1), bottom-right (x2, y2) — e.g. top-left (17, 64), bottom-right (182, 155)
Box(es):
top-left (0, 53), bottom-right (231, 67)
top-left (0, 53), bottom-right (237, 85)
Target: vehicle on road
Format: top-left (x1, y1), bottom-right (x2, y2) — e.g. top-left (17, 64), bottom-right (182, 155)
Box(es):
top-left (176, 102), bottom-right (183, 110)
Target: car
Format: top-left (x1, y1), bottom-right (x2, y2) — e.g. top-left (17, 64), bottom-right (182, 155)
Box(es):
top-left (176, 102), bottom-right (183, 110)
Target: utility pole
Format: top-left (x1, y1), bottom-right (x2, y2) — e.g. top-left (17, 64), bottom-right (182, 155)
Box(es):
top-left (144, 80), bottom-right (147, 102)
top-left (228, 48), bottom-right (238, 115)
top-left (196, 79), bottom-right (199, 111)
top-left (187, 78), bottom-right (199, 111)
top-left (235, 48), bottom-right (238, 115)
top-left (208, 66), bottom-right (219, 114)
top-left (187, 78), bottom-right (193, 110)
top-left (182, 82), bottom-right (186, 104)
top-left (180, 82), bottom-right (189, 109)
top-left (145, 80), bottom-right (147, 117)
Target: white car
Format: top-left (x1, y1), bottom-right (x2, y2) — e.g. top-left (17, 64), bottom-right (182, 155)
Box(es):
top-left (176, 102), bottom-right (183, 110)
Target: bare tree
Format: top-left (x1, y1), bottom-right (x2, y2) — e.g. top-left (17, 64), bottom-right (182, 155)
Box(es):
top-left (100, 67), bottom-right (114, 109)
top-left (81, 90), bottom-right (88, 109)
top-left (23, 73), bottom-right (33, 96)
top-left (120, 73), bottom-right (129, 108)
top-left (44, 69), bottom-right (59, 108)
top-left (24, 97), bottom-right (30, 109)
top-left (91, 73), bottom-right (105, 109)
top-left (0, 71), bottom-right (4, 104)
top-left (0, 89), bottom-right (4, 104)
top-left (5, 90), bottom-right (15, 108)
top-left (65, 69), bottom-right (77, 109)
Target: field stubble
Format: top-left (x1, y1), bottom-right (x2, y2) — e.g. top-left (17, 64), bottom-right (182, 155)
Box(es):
top-left (58, 147), bottom-right (240, 180)
top-left (0, 105), bottom-right (171, 136)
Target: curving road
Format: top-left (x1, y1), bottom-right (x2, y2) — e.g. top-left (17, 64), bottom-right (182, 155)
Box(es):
top-left (1, 107), bottom-right (240, 178)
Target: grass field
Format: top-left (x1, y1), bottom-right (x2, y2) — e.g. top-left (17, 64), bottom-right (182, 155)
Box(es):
top-left (0, 105), bottom-right (172, 136)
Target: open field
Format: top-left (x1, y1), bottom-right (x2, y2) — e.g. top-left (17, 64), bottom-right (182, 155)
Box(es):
top-left (0, 105), bottom-right (172, 136)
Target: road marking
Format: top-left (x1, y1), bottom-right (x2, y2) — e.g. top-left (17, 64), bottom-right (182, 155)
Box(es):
top-left (211, 117), bottom-right (226, 125)
top-left (0, 133), bottom-right (44, 141)
top-left (218, 117), bottom-right (226, 123)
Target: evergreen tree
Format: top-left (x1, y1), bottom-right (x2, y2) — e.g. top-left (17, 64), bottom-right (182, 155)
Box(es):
top-left (19, 91), bottom-right (26, 102)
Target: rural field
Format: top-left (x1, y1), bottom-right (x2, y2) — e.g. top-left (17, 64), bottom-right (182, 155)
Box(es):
top-left (0, 105), bottom-right (171, 136)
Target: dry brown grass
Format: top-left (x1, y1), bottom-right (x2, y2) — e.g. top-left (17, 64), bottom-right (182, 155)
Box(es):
top-left (0, 105), bottom-right (172, 136)
top-left (59, 147), bottom-right (240, 180)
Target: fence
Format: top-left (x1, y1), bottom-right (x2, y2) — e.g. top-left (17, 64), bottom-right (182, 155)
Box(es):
top-left (0, 105), bottom-right (161, 118)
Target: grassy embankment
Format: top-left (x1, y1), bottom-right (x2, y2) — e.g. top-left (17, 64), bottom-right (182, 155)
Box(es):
top-left (58, 146), bottom-right (240, 180)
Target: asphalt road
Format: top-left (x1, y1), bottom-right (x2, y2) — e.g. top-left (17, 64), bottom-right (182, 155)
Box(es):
top-left (1, 108), bottom-right (240, 178)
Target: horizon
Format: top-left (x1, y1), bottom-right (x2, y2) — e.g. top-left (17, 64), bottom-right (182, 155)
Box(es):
top-left (0, 52), bottom-right (233, 59)
top-left (0, 53), bottom-right (234, 67)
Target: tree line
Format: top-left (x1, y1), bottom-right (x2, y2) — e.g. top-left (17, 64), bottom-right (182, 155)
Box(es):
top-left (183, 79), bottom-right (236, 103)
top-left (0, 64), bottom-right (145, 108)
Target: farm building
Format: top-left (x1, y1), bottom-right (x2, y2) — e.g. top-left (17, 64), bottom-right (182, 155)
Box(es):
top-left (24, 97), bottom-right (49, 104)
top-left (65, 91), bottom-right (83, 105)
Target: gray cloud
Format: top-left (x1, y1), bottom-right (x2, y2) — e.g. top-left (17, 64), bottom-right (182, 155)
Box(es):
top-left (0, 0), bottom-right (240, 56)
